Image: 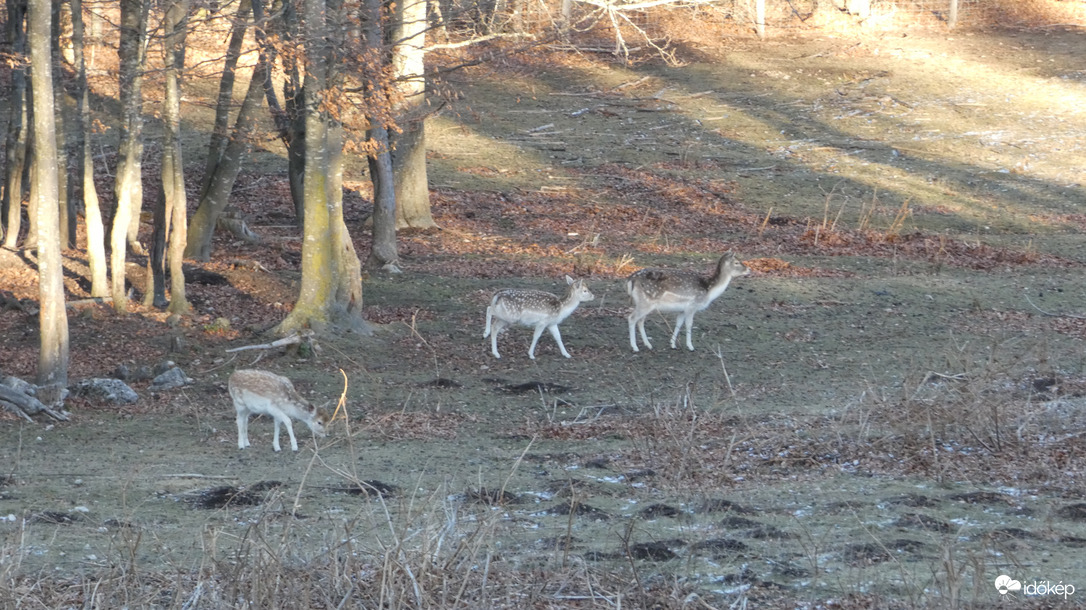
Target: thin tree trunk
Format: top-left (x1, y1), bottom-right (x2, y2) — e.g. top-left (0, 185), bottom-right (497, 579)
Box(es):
top-left (366, 125), bottom-right (400, 272)
top-left (29, 0), bottom-right (69, 388)
top-left (281, 0), bottom-right (306, 224)
top-left (163, 0), bottom-right (190, 314)
top-left (69, 0), bottom-right (107, 296)
top-left (363, 0), bottom-right (400, 271)
top-left (52, 0), bottom-right (73, 249)
top-left (200, 0), bottom-right (251, 199)
top-left (184, 58), bottom-right (270, 261)
top-left (111, 0), bottom-right (149, 312)
top-left (253, 0), bottom-right (290, 145)
top-left (2, 0), bottom-right (29, 249)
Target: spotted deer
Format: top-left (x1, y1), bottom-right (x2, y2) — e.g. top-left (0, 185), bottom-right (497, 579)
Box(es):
top-left (626, 252), bottom-right (751, 352)
top-left (484, 275), bottom-right (595, 359)
top-left (229, 369), bottom-right (330, 452)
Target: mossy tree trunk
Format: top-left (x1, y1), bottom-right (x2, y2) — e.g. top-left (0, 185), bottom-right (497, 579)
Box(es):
top-left (275, 0), bottom-right (369, 336)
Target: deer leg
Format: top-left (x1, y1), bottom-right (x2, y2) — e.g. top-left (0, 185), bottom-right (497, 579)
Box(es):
top-left (528, 324), bottom-right (546, 359)
top-left (489, 319), bottom-right (505, 358)
top-left (636, 316), bottom-right (653, 350)
top-left (277, 414), bottom-right (299, 452)
top-left (548, 324), bottom-right (572, 358)
top-left (683, 312), bottom-right (696, 351)
top-left (236, 412), bottom-right (249, 449)
top-left (670, 314), bottom-right (684, 349)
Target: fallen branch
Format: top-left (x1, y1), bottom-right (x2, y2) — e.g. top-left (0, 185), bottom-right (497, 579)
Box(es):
top-left (225, 330), bottom-right (313, 353)
top-left (1025, 293), bottom-right (1086, 320)
top-left (0, 384), bottom-right (69, 421)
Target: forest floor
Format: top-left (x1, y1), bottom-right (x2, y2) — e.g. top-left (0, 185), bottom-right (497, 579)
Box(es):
top-left (3, 23), bottom-right (1086, 609)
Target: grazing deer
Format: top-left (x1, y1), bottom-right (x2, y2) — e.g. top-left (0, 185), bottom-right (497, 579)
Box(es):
top-left (626, 251), bottom-right (751, 352)
top-left (484, 275), bottom-right (595, 359)
top-left (229, 369), bottom-right (330, 452)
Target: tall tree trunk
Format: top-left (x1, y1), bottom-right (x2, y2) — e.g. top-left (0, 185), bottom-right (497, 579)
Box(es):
top-left (2, 0), bottom-right (29, 249)
top-left (362, 0), bottom-right (399, 272)
top-left (164, 1), bottom-right (191, 315)
top-left (199, 0), bottom-right (251, 199)
top-left (184, 57), bottom-right (270, 261)
top-left (28, 0), bottom-right (69, 389)
top-left (366, 125), bottom-right (400, 272)
top-left (253, 0), bottom-right (290, 145)
top-left (111, 0), bottom-right (148, 312)
top-left (276, 0), bottom-right (369, 336)
top-left (52, 0), bottom-right (73, 249)
top-left (389, 0), bottom-right (435, 230)
top-left (147, 0), bottom-right (191, 311)
top-left (69, 0), bottom-right (107, 296)
top-left (280, 0), bottom-right (306, 224)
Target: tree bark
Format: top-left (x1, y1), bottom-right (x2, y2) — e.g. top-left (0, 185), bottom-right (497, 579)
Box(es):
top-left (111, 0), bottom-right (148, 312)
top-left (366, 125), bottom-right (400, 272)
top-left (185, 54), bottom-right (271, 261)
top-left (165, 0), bottom-right (191, 315)
top-left (28, 0), bottom-right (69, 388)
top-left (147, 0), bottom-right (191, 313)
top-left (2, 0), bottom-right (29, 249)
top-left (199, 0), bottom-right (251, 199)
top-left (362, 0), bottom-right (400, 272)
top-left (389, 0), bottom-right (435, 230)
top-left (52, 1), bottom-right (73, 250)
top-left (275, 0), bottom-right (369, 336)
top-left (70, 0), bottom-right (107, 296)
top-left (253, 0), bottom-right (291, 145)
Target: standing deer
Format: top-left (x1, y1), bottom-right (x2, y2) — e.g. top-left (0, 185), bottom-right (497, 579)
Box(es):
top-left (626, 252), bottom-right (751, 352)
top-left (229, 369), bottom-right (330, 452)
top-left (484, 275), bottom-right (595, 359)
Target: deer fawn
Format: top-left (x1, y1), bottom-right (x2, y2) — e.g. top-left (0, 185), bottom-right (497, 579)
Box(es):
top-left (229, 369), bottom-right (330, 452)
top-left (626, 251), bottom-right (751, 352)
top-left (484, 275), bottom-right (595, 359)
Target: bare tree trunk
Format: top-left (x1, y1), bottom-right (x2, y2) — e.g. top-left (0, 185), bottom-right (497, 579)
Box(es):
top-left (185, 56), bottom-right (270, 261)
top-left (327, 123), bottom-right (366, 313)
top-left (279, 0), bottom-right (306, 225)
top-left (389, 0), bottom-right (435, 231)
top-left (276, 0), bottom-right (369, 336)
top-left (253, 0), bottom-right (291, 145)
top-left (2, 0), bottom-right (29, 249)
top-left (147, 0), bottom-right (191, 311)
top-left (362, 0), bottom-right (400, 272)
top-left (69, 0), bottom-right (107, 296)
top-left (366, 125), bottom-right (400, 272)
top-left (29, 0), bottom-right (69, 388)
top-left (200, 0), bottom-right (251, 199)
top-left (52, 0), bottom-right (73, 249)
top-left (165, 1), bottom-right (191, 315)
top-left (111, 0), bottom-right (148, 312)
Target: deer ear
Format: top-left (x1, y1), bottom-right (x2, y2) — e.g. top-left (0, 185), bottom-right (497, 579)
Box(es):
top-left (565, 275), bottom-right (574, 284)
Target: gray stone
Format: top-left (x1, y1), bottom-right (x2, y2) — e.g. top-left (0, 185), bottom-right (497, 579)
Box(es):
top-left (75, 379), bottom-right (139, 404)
